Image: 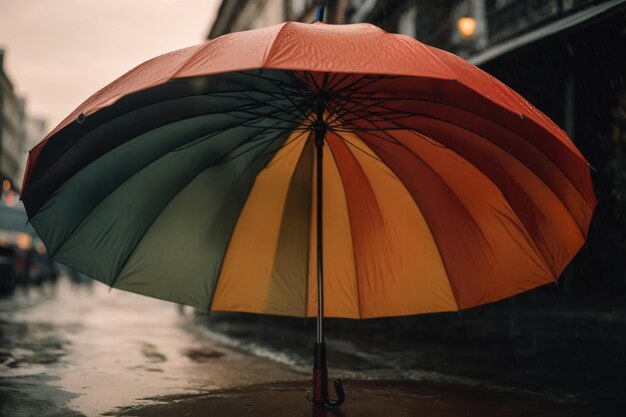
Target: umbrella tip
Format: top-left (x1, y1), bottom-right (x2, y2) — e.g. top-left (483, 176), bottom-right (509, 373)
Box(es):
top-left (315, 2), bottom-right (325, 22)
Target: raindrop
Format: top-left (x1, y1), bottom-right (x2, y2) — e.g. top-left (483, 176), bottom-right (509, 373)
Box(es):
top-left (77, 113), bottom-right (86, 124)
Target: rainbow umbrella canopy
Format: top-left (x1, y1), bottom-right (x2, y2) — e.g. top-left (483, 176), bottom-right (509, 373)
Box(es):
top-left (21, 11), bottom-right (595, 409)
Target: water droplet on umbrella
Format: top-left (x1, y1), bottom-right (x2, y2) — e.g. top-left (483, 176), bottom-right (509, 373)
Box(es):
top-left (77, 113), bottom-right (86, 124)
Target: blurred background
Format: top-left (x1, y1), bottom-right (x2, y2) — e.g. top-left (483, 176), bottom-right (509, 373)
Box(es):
top-left (0, 1), bottom-right (625, 415)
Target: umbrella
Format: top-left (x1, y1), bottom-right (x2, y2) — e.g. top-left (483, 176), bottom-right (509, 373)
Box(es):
top-left (20, 5), bottom-right (595, 409)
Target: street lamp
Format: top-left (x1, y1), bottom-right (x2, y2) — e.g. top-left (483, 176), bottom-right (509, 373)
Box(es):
top-left (457, 16), bottom-right (477, 38)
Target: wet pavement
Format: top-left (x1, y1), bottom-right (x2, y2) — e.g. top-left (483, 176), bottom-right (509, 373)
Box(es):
top-left (0, 277), bottom-right (624, 416)
top-left (0, 278), bottom-right (300, 416)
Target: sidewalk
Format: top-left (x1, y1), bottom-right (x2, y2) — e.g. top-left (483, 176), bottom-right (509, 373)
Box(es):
top-left (107, 379), bottom-right (601, 417)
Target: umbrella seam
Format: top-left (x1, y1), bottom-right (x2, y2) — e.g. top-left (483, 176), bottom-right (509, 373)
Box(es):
top-left (206, 130), bottom-right (294, 312)
top-left (336, 96), bottom-right (593, 233)
top-left (50, 122), bottom-right (285, 288)
top-left (26, 85), bottom-right (304, 216)
top-left (325, 135), bottom-right (363, 319)
top-left (406, 37), bottom-right (459, 81)
top-left (370, 125), bottom-right (566, 292)
top-left (332, 89), bottom-right (593, 209)
top-left (412, 129), bottom-right (560, 280)
top-left (327, 130), bottom-right (382, 318)
top-left (348, 132), bottom-right (462, 311)
top-left (111, 126), bottom-right (288, 298)
top-left (356, 127), bottom-right (497, 310)
top-left (262, 22), bottom-right (291, 69)
top-left (357, 119), bottom-right (571, 281)
top-left (24, 91), bottom-right (253, 205)
top-left (169, 41), bottom-right (216, 81)
top-left (43, 114), bottom-right (273, 258)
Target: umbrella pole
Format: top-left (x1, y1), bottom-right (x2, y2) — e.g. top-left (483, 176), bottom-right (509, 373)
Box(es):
top-left (311, 87), bottom-right (345, 408)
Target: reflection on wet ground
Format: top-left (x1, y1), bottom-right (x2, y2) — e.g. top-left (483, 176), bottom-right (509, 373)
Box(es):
top-left (108, 380), bottom-right (599, 417)
top-left (0, 278), bottom-right (300, 416)
top-left (0, 277), bottom-right (624, 416)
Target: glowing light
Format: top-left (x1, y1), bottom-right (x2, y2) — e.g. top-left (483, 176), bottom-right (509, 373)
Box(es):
top-left (2, 180), bottom-right (10, 192)
top-left (16, 233), bottom-right (32, 250)
top-left (457, 16), bottom-right (477, 38)
top-left (35, 241), bottom-right (47, 255)
top-left (2, 191), bottom-right (16, 207)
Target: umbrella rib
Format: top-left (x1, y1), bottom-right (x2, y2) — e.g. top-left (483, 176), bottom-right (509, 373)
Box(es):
top-left (226, 73), bottom-right (301, 95)
top-left (221, 98), bottom-right (311, 127)
top-left (329, 96), bottom-right (593, 222)
top-left (204, 92), bottom-right (307, 121)
top-left (172, 116), bottom-right (303, 155)
top-left (330, 74), bottom-right (385, 97)
top-left (27, 95), bottom-right (256, 182)
top-left (302, 71), bottom-right (321, 93)
top-left (231, 109), bottom-right (305, 127)
top-left (212, 89), bottom-right (304, 117)
top-left (325, 92), bottom-right (380, 126)
top-left (240, 91), bottom-right (311, 123)
top-left (338, 93), bottom-right (591, 184)
top-left (326, 96), bottom-right (387, 128)
top-left (326, 96), bottom-right (402, 126)
top-left (336, 76), bottom-right (386, 97)
top-left (325, 72), bottom-right (353, 93)
top-left (234, 72), bottom-right (312, 111)
top-left (27, 90), bottom-right (301, 196)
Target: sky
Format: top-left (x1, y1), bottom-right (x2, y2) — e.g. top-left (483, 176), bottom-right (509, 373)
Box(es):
top-left (0, 0), bottom-right (222, 135)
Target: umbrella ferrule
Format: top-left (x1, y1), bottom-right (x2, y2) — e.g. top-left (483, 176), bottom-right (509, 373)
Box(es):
top-left (315, 2), bottom-right (325, 22)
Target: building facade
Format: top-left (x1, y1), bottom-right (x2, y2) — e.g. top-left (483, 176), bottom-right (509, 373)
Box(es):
top-left (18, 116), bottom-right (46, 187)
top-left (208, 0), bottom-right (351, 38)
top-left (0, 49), bottom-right (26, 193)
top-left (0, 50), bottom-right (46, 194)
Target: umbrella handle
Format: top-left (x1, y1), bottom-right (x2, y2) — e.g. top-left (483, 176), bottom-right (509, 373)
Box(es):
top-left (313, 342), bottom-right (346, 409)
top-left (324, 378), bottom-right (345, 409)
top-left (312, 371), bottom-right (345, 409)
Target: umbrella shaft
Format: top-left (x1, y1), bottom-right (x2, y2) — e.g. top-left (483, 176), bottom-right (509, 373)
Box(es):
top-left (315, 126), bottom-right (325, 344)
top-left (314, 75), bottom-right (328, 345)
